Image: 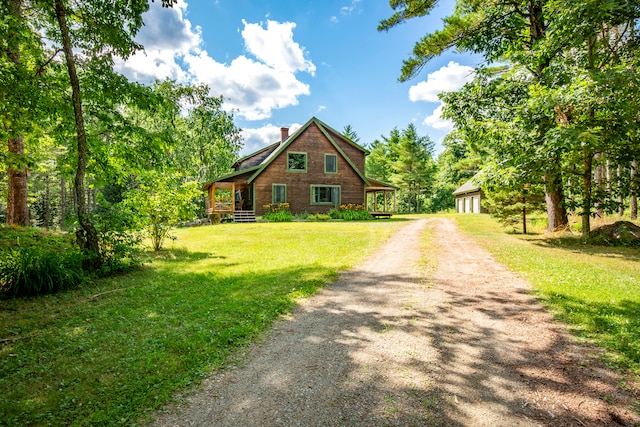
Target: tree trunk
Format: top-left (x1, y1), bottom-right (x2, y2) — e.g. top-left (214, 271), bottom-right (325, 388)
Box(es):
top-left (44, 172), bottom-right (51, 229)
top-left (606, 158), bottom-right (612, 206)
top-left (594, 154), bottom-right (604, 218)
top-left (617, 163), bottom-right (623, 217)
top-left (544, 168), bottom-right (568, 232)
top-left (4, 0), bottom-right (29, 227)
top-left (60, 176), bottom-right (66, 228)
top-left (631, 159), bottom-right (638, 220)
top-left (581, 150), bottom-right (593, 239)
top-left (6, 135), bottom-right (29, 226)
top-left (54, 0), bottom-right (101, 268)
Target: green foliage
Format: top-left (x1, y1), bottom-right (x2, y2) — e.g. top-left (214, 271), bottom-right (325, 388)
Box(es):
top-left (366, 125), bottom-right (436, 213)
top-left (262, 203), bottom-right (293, 222)
top-left (328, 204), bottom-right (373, 221)
top-left (342, 124), bottom-right (360, 143)
top-left (311, 213), bottom-right (331, 221)
top-left (482, 186), bottom-right (546, 233)
top-left (0, 221), bottom-right (403, 426)
top-left (0, 246), bottom-right (84, 297)
top-left (92, 201), bottom-right (144, 275)
top-left (126, 179), bottom-right (202, 251)
top-left (383, 0), bottom-right (640, 235)
top-left (292, 211), bottom-right (310, 220)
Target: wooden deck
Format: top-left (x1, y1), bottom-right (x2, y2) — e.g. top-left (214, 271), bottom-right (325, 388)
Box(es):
top-left (370, 212), bottom-right (393, 219)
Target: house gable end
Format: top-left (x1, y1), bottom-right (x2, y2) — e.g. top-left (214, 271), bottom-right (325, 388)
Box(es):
top-left (246, 117), bottom-right (367, 184)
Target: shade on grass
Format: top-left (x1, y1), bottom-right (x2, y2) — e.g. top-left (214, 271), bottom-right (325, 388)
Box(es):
top-left (454, 214), bottom-right (640, 375)
top-left (0, 220), bottom-right (404, 426)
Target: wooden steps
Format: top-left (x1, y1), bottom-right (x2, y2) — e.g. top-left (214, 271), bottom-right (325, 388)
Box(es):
top-left (233, 210), bottom-right (256, 223)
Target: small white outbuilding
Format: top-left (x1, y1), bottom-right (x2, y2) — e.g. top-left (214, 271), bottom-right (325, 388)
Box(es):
top-left (453, 179), bottom-right (487, 214)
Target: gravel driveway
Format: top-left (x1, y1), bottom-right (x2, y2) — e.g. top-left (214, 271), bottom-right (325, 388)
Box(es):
top-left (151, 218), bottom-right (639, 426)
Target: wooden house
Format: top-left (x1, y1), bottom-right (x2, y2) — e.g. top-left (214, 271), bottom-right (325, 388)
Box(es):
top-left (203, 117), bottom-right (396, 221)
top-left (453, 178), bottom-right (487, 214)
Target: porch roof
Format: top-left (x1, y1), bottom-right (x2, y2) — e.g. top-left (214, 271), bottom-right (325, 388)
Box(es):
top-left (365, 177), bottom-right (398, 191)
top-left (202, 165), bottom-right (260, 191)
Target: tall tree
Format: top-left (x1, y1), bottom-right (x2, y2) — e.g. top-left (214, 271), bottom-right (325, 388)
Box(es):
top-left (342, 125), bottom-right (361, 144)
top-left (1, 0), bottom-right (35, 225)
top-left (44, 0), bottom-right (174, 266)
top-left (391, 124), bottom-right (436, 213)
top-left (379, 0), bottom-right (570, 231)
top-left (366, 125), bottom-right (435, 213)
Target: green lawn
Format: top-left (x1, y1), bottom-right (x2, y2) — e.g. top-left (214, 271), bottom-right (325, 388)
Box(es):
top-left (0, 220), bottom-right (405, 426)
top-left (453, 214), bottom-right (640, 377)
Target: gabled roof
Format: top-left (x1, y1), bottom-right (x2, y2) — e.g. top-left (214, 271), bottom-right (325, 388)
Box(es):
top-left (206, 117), bottom-right (370, 187)
top-left (453, 178), bottom-right (481, 195)
top-left (233, 141), bottom-right (280, 169)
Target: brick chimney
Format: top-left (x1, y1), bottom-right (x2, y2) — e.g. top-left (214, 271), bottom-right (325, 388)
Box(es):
top-left (280, 127), bottom-right (289, 142)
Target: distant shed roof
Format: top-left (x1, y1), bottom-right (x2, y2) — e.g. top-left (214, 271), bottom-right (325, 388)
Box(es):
top-left (453, 179), bottom-right (481, 196)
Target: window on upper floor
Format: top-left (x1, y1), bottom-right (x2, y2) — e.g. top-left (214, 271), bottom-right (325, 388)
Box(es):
top-left (287, 152), bottom-right (307, 172)
top-left (324, 154), bottom-right (337, 174)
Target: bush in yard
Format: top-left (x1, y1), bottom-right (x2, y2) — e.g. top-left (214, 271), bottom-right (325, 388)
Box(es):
top-left (329, 204), bottom-right (373, 221)
top-left (92, 201), bottom-right (145, 275)
top-left (262, 203), bottom-right (293, 222)
top-left (0, 246), bottom-right (85, 297)
top-left (126, 179), bottom-right (202, 251)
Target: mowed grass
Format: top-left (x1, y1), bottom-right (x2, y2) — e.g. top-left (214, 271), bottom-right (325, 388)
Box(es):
top-left (0, 220), bottom-right (405, 426)
top-left (453, 214), bottom-right (640, 376)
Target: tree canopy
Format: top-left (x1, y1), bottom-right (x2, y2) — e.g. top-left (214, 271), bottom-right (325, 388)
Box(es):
top-left (381, 0), bottom-right (640, 236)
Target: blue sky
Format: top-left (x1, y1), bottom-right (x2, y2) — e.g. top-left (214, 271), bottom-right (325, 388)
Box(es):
top-left (116, 0), bottom-right (481, 155)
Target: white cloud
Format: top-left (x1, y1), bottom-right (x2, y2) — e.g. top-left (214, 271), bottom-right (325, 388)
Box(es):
top-left (240, 122), bottom-right (302, 155)
top-left (241, 20), bottom-right (315, 76)
top-left (116, 2), bottom-right (315, 121)
top-left (423, 104), bottom-right (453, 130)
top-left (409, 61), bottom-right (474, 130)
top-left (115, 0), bottom-right (200, 82)
top-left (186, 53), bottom-right (311, 120)
top-left (340, 0), bottom-right (362, 16)
top-left (409, 61), bottom-right (474, 103)
top-left (331, 0), bottom-right (361, 23)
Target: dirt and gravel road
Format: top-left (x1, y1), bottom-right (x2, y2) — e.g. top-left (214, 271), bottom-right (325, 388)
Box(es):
top-left (151, 218), bottom-right (639, 426)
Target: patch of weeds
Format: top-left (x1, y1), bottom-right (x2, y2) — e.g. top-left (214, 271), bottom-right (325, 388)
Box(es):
top-left (382, 394), bottom-right (400, 418)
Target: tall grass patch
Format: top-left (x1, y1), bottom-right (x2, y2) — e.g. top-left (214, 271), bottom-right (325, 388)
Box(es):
top-left (0, 221), bottom-right (404, 426)
top-left (454, 214), bottom-right (640, 374)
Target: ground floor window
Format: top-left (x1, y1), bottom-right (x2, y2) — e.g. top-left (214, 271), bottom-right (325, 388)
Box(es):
top-left (273, 184), bottom-right (286, 204)
top-left (311, 185), bottom-right (340, 205)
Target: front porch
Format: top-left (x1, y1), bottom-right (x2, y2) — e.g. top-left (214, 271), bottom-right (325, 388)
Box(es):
top-left (205, 182), bottom-right (253, 215)
top-left (204, 181), bottom-right (256, 223)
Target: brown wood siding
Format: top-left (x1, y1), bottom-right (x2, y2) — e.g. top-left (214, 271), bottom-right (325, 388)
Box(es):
top-left (254, 122), bottom-right (365, 215)
top-left (326, 129), bottom-right (366, 174)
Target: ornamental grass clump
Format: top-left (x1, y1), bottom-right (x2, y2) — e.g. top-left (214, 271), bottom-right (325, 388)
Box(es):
top-left (0, 246), bottom-right (85, 297)
top-left (262, 203), bottom-right (293, 222)
top-left (328, 204), bottom-right (372, 221)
